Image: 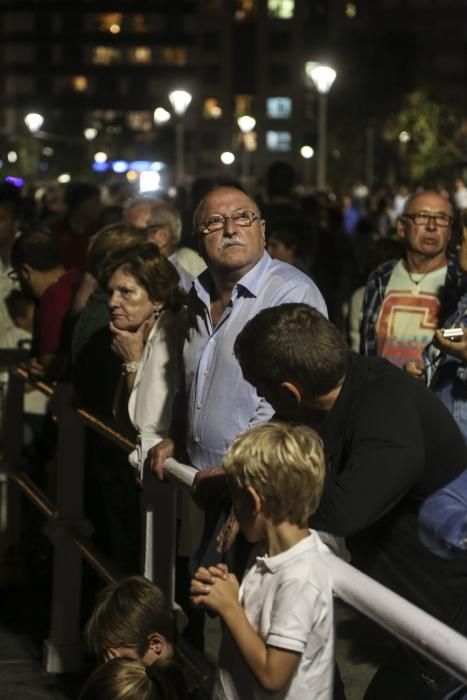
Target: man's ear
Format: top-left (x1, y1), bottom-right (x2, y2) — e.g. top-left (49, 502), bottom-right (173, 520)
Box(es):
top-left (395, 218), bottom-right (406, 240)
top-left (148, 226), bottom-right (170, 249)
top-left (279, 381), bottom-right (303, 403)
top-left (20, 264), bottom-right (32, 281)
top-left (260, 219), bottom-right (266, 243)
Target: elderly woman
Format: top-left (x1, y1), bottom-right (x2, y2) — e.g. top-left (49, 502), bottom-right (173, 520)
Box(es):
top-left (101, 242), bottom-right (186, 480)
top-left (71, 223), bottom-right (147, 417)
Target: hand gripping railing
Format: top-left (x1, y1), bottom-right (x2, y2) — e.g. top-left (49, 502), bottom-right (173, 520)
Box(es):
top-left (2, 365), bottom-right (467, 687)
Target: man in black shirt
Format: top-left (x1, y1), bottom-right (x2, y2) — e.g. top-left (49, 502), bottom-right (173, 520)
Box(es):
top-left (234, 303), bottom-right (467, 699)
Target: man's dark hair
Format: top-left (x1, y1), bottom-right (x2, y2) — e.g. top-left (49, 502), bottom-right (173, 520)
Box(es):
top-left (234, 303), bottom-right (351, 398)
top-left (11, 231), bottom-right (64, 271)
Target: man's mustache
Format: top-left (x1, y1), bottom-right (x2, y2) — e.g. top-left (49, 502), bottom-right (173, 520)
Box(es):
top-left (218, 234), bottom-right (246, 250)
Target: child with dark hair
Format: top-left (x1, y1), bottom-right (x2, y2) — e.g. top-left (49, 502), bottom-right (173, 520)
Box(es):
top-left (84, 576), bottom-right (210, 699)
top-left (84, 576), bottom-right (175, 665)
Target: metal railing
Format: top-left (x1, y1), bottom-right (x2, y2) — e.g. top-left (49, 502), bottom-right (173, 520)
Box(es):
top-left (1, 364), bottom-right (467, 686)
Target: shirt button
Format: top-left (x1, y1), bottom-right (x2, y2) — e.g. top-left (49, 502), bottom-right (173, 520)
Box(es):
top-left (194, 436), bottom-right (200, 443)
top-left (196, 403), bottom-right (201, 409)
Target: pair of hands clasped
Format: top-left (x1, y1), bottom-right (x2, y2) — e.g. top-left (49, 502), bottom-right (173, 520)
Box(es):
top-left (190, 563), bottom-right (240, 616)
top-left (405, 327), bottom-right (467, 380)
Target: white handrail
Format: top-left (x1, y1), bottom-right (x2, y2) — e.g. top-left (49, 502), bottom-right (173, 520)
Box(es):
top-left (164, 458), bottom-right (467, 686)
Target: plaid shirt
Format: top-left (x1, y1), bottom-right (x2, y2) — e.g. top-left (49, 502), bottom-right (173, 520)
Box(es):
top-left (359, 254), bottom-right (460, 356)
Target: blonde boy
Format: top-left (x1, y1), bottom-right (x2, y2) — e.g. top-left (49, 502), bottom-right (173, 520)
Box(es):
top-left (190, 421), bottom-right (334, 700)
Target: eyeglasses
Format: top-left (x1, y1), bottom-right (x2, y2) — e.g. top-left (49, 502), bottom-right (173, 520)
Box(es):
top-left (196, 209), bottom-right (259, 236)
top-left (402, 212), bottom-right (453, 228)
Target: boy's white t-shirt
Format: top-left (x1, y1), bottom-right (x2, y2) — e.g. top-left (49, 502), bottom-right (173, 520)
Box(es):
top-left (213, 530), bottom-right (334, 700)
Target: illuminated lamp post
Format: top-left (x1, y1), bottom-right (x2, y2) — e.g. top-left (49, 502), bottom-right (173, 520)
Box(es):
top-left (168, 90), bottom-right (192, 190)
top-left (306, 64), bottom-right (336, 190)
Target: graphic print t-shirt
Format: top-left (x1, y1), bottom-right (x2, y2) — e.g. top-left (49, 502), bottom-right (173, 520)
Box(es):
top-left (376, 260), bottom-right (446, 367)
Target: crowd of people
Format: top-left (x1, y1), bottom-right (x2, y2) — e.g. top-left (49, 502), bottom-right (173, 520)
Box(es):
top-left (2, 165), bottom-right (467, 699)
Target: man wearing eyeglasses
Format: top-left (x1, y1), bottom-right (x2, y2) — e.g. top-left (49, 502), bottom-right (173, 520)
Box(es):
top-left (360, 190), bottom-right (459, 367)
top-left (150, 186), bottom-right (326, 562)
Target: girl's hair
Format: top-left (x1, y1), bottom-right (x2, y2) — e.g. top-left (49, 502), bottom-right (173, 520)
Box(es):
top-left (99, 241), bottom-right (186, 311)
top-left (79, 658), bottom-right (189, 700)
top-left (84, 576), bottom-right (175, 660)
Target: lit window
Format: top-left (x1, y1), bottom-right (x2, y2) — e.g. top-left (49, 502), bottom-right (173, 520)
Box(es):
top-left (97, 13), bottom-right (123, 33)
top-left (92, 47), bottom-right (121, 65)
top-left (266, 130), bottom-right (291, 151)
top-left (268, 0), bottom-right (294, 19)
top-left (235, 95), bottom-right (253, 117)
top-left (235, 0), bottom-right (256, 21)
top-left (203, 98), bottom-right (222, 119)
top-left (72, 76), bottom-right (88, 92)
top-left (127, 112), bottom-right (153, 132)
top-left (345, 3), bottom-right (357, 17)
top-left (129, 47), bottom-right (152, 64)
top-left (161, 48), bottom-right (187, 66)
top-left (132, 14), bottom-right (151, 32)
top-left (266, 97), bottom-right (292, 119)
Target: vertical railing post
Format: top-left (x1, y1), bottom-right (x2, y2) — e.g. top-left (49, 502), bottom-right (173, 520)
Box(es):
top-left (141, 465), bottom-right (178, 607)
top-left (43, 383), bottom-right (85, 673)
top-left (0, 370), bottom-right (25, 585)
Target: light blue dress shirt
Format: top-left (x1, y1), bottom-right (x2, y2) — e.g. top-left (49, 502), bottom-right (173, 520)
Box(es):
top-left (184, 251), bottom-right (327, 470)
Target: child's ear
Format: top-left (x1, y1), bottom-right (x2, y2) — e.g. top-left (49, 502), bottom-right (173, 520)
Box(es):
top-left (246, 485), bottom-right (263, 515)
top-left (147, 633), bottom-right (170, 659)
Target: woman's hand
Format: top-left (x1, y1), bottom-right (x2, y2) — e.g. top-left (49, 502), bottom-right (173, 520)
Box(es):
top-left (433, 327), bottom-right (467, 363)
top-left (109, 319), bottom-right (150, 364)
top-left (149, 438), bottom-right (175, 480)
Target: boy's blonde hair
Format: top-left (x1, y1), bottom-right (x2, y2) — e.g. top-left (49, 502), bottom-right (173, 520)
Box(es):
top-left (223, 421), bottom-right (326, 528)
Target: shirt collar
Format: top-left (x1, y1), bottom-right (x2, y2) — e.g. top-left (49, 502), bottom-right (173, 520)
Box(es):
top-left (193, 250), bottom-right (271, 303)
top-left (255, 530), bottom-right (317, 574)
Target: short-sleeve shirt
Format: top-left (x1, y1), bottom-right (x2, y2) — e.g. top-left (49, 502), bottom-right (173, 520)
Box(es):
top-left (214, 532), bottom-right (334, 700)
top-left (375, 260), bottom-right (446, 367)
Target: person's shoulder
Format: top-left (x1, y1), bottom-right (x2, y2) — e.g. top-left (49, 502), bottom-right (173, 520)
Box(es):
top-left (260, 257), bottom-right (327, 310)
top-left (266, 256), bottom-right (311, 284)
top-left (366, 257), bottom-right (399, 285)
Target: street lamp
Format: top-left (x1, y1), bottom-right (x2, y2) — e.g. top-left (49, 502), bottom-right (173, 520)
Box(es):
top-left (306, 63), bottom-right (336, 190)
top-left (168, 90), bottom-right (192, 189)
top-left (153, 107), bottom-right (171, 125)
top-left (24, 112), bottom-right (44, 133)
top-left (237, 115), bottom-right (256, 188)
top-left (220, 151), bottom-right (235, 166)
top-left (24, 112), bottom-right (45, 180)
top-left (300, 145), bottom-right (314, 189)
